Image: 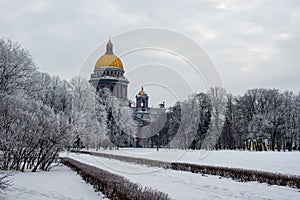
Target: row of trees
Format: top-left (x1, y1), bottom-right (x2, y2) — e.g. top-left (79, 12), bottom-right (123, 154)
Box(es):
top-left (0, 39), bottom-right (109, 175)
top-left (0, 38), bottom-right (71, 172)
top-left (157, 87), bottom-right (300, 151)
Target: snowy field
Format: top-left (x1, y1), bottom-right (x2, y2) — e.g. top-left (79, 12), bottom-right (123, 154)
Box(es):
top-left (2, 164), bottom-right (104, 200)
top-left (62, 152), bottom-right (300, 200)
top-left (86, 148), bottom-right (300, 175)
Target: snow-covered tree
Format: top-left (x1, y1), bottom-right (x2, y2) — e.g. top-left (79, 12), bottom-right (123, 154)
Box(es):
top-left (0, 38), bottom-right (35, 98)
top-left (0, 38), bottom-right (72, 172)
top-left (203, 87), bottom-right (227, 150)
top-left (218, 93), bottom-right (235, 150)
top-left (70, 76), bottom-right (107, 150)
top-left (172, 95), bottom-right (200, 149)
top-left (192, 93), bottom-right (212, 149)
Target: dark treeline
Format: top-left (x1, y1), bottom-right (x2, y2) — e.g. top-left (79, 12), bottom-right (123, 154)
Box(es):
top-left (157, 88), bottom-right (300, 151)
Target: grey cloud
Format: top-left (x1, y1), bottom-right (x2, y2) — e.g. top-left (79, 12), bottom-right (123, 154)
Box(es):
top-left (0, 0), bottom-right (299, 103)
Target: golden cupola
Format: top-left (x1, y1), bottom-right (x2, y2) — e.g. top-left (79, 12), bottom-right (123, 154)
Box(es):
top-left (138, 86), bottom-right (146, 95)
top-left (95, 39), bottom-right (123, 69)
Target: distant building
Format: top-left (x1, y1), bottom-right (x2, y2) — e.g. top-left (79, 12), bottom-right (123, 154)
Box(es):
top-left (89, 39), bottom-right (166, 147)
top-left (89, 39), bottom-right (129, 106)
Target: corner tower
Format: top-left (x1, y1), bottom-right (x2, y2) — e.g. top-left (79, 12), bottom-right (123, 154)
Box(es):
top-left (135, 87), bottom-right (149, 111)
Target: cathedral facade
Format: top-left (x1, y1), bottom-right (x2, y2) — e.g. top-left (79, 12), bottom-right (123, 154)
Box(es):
top-left (89, 40), bottom-right (129, 106)
top-left (89, 39), bottom-right (165, 148)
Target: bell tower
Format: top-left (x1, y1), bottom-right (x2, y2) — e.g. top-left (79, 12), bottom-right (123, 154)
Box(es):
top-left (135, 87), bottom-right (149, 111)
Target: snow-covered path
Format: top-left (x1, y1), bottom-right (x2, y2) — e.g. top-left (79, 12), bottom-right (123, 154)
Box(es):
top-left (62, 152), bottom-right (300, 200)
top-left (2, 165), bottom-right (104, 200)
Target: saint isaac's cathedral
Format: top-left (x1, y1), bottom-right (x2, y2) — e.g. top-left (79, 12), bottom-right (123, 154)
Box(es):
top-left (89, 39), bottom-right (165, 147)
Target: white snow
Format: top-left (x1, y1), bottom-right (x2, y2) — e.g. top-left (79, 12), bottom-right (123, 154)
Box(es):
top-left (2, 164), bottom-right (105, 200)
top-left (86, 148), bottom-right (300, 175)
top-left (62, 152), bottom-right (300, 200)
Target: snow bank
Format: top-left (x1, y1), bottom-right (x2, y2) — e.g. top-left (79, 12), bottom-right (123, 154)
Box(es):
top-left (2, 165), bottom-right (104, 200)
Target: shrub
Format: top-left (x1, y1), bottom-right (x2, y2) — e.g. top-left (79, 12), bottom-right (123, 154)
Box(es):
top-left (70, 150), bottom-right (171, 169)
top-left (170, 162), bottom-right (300, 189)
top-left (0, 171), bottom-right (12, 193)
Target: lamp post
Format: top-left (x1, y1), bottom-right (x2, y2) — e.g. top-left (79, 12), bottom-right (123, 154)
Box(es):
top-left (156, 133), bottom-right (160, 151)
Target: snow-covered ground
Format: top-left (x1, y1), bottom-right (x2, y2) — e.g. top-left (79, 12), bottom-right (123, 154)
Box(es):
top-left (2, 164), bottom-right (104, 200)
top-left (86, 148), bottom-right (300, 175)
top-left (62, 152), bottom-right (300, 200)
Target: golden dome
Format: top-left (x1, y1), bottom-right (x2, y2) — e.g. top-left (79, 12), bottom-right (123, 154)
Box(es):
top-left (95, 54), bottom-right (123, 68)
top-left (95, 39), bottom-right (123, 69)
top-left (138, 86), bottom-right (145, 95)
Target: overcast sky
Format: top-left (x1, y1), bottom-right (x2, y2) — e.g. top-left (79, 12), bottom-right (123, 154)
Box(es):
top-left (1, 0), bottom-right (299, 105)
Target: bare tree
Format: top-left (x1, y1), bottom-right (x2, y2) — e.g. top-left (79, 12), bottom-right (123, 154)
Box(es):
top-left (70, 76), bottom-right (107, 150)
top-left (0, 38), bottom-right (72, 173)
top-left (203, 87), bottom-right (227, 150)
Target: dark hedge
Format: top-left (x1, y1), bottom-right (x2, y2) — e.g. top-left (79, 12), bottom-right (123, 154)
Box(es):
top-left (70, 150), bottom-right (300, 189)
top-left (61, 157), bottom-right (172, 200)
top-left (71, 150), bottom-right (170, 169)
top-left (170, 162), bottom-right (300, 189)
